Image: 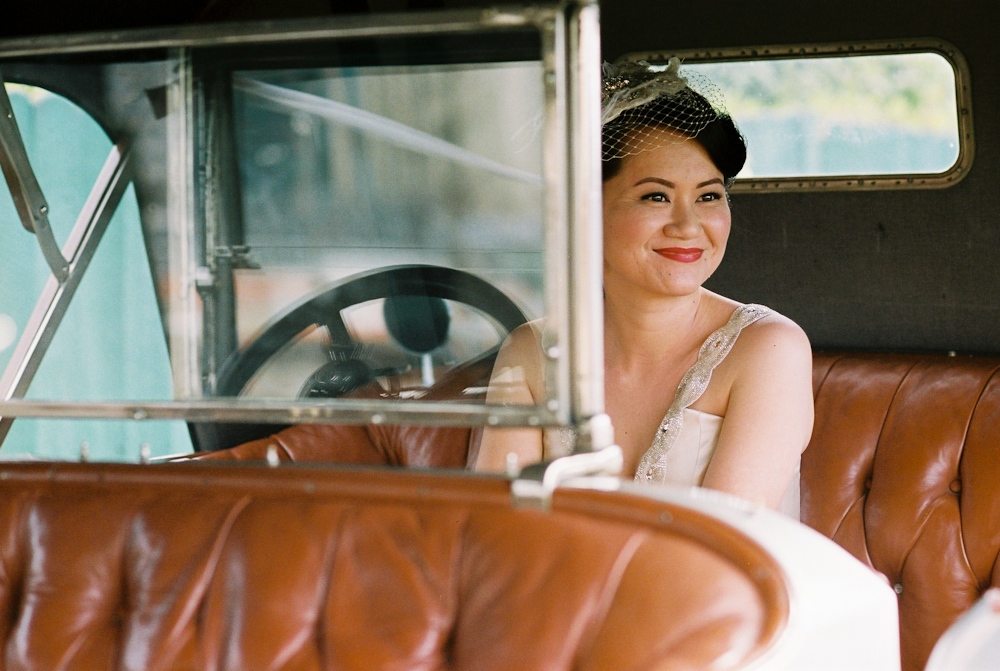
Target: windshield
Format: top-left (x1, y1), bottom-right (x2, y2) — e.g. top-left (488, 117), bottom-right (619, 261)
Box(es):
top-left (0, 10), bottom-right (599, 461)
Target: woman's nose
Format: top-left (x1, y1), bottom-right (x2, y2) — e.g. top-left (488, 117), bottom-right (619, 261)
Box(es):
top-left (663, 201), bottom-right (700, 236)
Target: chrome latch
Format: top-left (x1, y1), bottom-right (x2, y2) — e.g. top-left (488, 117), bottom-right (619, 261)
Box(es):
top-left (511, 444), bottom-right (623, 509)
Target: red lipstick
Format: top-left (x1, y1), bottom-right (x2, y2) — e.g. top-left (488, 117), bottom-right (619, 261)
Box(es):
top-left (656, 247), bottom-right (703, 263)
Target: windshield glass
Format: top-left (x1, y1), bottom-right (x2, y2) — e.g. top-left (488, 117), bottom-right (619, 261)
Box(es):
top-left (228, 62), bottom-right (544, 401)
top-left (0, 13), bottom-right (574, 461)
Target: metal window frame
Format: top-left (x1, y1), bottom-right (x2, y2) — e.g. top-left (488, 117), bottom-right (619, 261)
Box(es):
top-left (623, 38), bottom-right (974, 192)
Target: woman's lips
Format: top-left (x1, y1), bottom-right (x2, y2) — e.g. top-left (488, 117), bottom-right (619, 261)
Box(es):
top-left (655, 247), bottom-right (703, 263)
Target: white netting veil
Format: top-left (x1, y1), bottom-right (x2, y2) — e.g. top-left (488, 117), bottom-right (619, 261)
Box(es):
top-left (601, 57), bottom-right (730, 161)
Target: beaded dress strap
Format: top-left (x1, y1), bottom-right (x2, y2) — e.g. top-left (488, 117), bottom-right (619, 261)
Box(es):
top-left (634, 303), bottom-right (771, 483)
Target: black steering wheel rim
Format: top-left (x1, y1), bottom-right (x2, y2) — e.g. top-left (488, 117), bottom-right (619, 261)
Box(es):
top-left (215, 264), bottom-right (528, 397)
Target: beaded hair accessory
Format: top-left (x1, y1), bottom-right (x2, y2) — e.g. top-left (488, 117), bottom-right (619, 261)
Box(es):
top-left (601, 57), bottom-right (728, 160)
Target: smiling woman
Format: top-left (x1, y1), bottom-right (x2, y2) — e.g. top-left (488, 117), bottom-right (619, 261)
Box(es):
top-left (476, 59), bottom-right (814, 517)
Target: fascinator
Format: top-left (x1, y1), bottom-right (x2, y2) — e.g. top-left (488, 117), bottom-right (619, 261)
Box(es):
top-left (601, 57), bottom-right (730, 161)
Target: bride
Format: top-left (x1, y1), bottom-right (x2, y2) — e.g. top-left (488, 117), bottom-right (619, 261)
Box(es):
top-left (475, 59), bottom-right (814, 518)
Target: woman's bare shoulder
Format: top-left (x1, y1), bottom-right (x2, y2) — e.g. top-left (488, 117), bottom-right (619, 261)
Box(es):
top-left (701, 293), bottom-right (811, 360)
top-left (499, 318), bottom-right (545, 359)
top-left (730, 305), bottom-right (813, 379)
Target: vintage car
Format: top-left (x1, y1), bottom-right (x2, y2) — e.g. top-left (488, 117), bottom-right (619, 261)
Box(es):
top-left (0, 1), bottom-right (997, 669)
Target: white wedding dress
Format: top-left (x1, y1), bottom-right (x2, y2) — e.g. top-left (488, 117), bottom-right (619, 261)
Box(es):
top-left (548, 303), bottom-right (801, 518)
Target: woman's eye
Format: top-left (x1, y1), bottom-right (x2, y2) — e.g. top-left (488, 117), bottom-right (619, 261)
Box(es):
top-left (699, 191), bottom-right (724, 202)
top-left (641, 192), bottom-right (668, 203)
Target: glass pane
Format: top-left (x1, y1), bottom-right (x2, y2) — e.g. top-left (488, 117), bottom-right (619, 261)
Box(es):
top-left (226, 62), bottom-right (545, 402)
top-left (0, 84), bottom-right (108, 372)
top-left (0, 82), bottom-right (193, 461)
top-left (0, 13), bottom-right (564, 459)
top-left (687, 52), bottom-right (960, 178)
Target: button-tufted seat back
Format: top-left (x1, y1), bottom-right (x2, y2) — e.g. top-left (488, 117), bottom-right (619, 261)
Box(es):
top-left (187, 350), bottom-right (1000, 671)
top-left (0, 462), bottom-right (786, 671)
top-left (803, 352), bottom-right (1000, 671)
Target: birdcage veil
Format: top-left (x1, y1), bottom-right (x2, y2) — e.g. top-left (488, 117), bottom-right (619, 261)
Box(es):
top-left (601, 57), bottom-right (730, 161)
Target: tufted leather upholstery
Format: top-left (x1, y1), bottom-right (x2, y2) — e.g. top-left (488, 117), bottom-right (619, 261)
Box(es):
top-left (192, 350), bottom-right (1000, 671)
top-left (193, 421), bottom-right (477, 469)
top-left (189, 351), bottom-right (490, 468)
top-left (803, 351), bottom-right (1000, 671)
top-left (0, 462), bottom-right (786, 670)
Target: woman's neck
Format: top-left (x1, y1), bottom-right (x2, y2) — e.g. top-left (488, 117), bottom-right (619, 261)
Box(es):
top-left (603, 286), bottom-right (707, 368)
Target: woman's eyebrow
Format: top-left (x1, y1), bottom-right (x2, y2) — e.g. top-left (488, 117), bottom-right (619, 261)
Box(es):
top-left (632, 177), bottom-right (724, 188)
top-left (633, 177), bottom-right (674, 187)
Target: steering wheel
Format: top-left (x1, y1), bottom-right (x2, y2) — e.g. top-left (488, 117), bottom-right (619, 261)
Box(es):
top-left (215, 264), bottom-right (528, 398)
top-left (195, 264), bottom-right (527, 452)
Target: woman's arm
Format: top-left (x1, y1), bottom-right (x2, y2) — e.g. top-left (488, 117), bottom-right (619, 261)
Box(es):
top-left (473, 323), bottom-right (546, 473)
top-left (701, 314), bottom-right (814, 509)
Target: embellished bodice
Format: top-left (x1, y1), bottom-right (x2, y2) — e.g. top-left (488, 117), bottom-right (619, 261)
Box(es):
top-left (544, 302), bottom-right (799, 516)
top-left (633, 303), bottom-right (771, 483)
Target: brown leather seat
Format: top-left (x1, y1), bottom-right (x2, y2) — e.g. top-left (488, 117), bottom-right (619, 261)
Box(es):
top-left (193, 349), bottom-right (1000, 671)
top-left (804, 351), bottom-right (1000, 671)
top-left (190, 421), bottom-right (476, 468)
top-left (0, 462), bottom-right (786, 670)
top-left (186, 349), bottom-right (489, 468)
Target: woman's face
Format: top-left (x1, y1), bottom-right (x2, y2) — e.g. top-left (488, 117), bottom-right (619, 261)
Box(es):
top-left (602, 129), bottom-right (731, 301)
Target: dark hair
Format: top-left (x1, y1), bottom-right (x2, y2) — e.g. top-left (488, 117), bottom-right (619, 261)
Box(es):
top-left (601, 90), bottom-right (747, 185)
